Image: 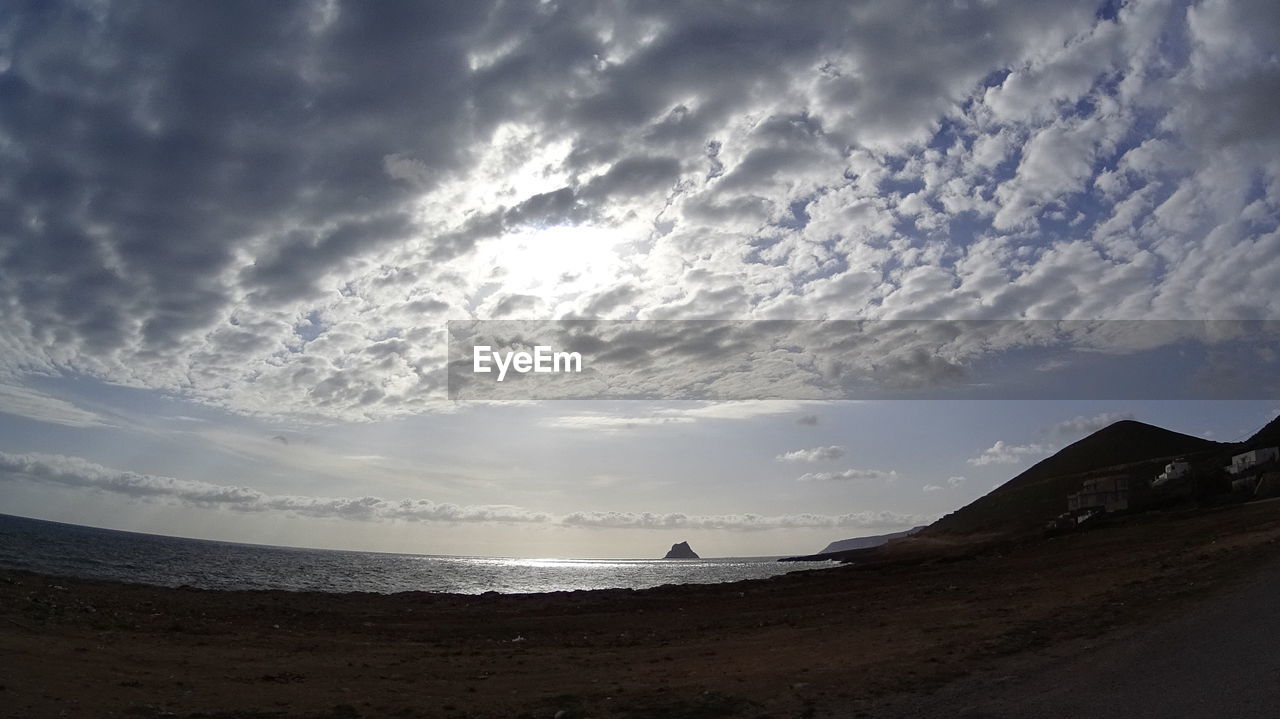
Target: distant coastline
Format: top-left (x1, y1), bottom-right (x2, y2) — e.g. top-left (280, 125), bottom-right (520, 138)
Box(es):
top-left (0, 513), bottom-right (818, 595)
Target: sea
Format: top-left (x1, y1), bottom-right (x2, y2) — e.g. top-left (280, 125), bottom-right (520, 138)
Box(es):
top-left (0, 513), bottom-right (833, 595)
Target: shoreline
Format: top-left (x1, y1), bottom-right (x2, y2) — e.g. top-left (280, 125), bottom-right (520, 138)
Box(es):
top-left (0, 558), bottom-right (835, 600)
top-left (5, 500), bottom-right (1280, 717)
top-left (1, 513), bottom-right (833, 597)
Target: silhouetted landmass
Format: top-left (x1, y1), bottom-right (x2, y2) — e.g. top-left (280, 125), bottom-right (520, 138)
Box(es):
top-left (782, 528), bottom-right (924, 562)
top-left (924, 420), bottom-right (1222, 538)
top-left (663, 541), bottom-right (699, 559)
top-left (817, 527), bottom-right (923, 555)
top-left (783, 416), bottom-right (1277, 564)
top-left (1241, 414), bottom-right (1280, 451)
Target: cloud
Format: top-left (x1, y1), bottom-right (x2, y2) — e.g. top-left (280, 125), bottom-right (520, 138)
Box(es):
top-left (966, 440), bottom-right (1056, 466)
top-left (0, 1), bottom-right (1277, 420)
top-left (541, 401), bottom-right (827, 431)
top-left (947, 475), bottom-right (967, 487)
top-left (657, 401), bottom-right (828, 421)
top-left (0, 451), bottom-right (551, 524)
top-left (776, 445), bottom-right (847, 463)
top-left (540, 414), bottom-right (696, 432)
top-left (796, 414), bottom-right (820, 426)
top-left (0, 385), bottom-right (111, 428)
top-left (922, 484), bottom-right (943, 493)
top-left (1050, 412), bottom-right (1135, 438)
top-left (0, 451), bottom-right (928, 531)
top-left (449, 319), bottom-right (1280, 402)
top-left (559, 509), bottom-right (931, 532)
top-left (797, 468), bottom-right (897, 482)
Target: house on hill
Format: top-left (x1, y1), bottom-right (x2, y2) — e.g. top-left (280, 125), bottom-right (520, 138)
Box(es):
top-left (1067, 475), bottom-right (1132, 514)
top-left (1226, 447), bottom-right (1279, 495)
top-left (1153, 458), bottom-right (1191, 487)
top-left (1227, 447), bottom-right (1279, 475)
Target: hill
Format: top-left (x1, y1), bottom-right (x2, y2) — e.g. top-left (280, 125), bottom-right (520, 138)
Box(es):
top-left (817, 527), bottom-right (922, 555)
top-left (924, 420), bottom-right (1222, 537)
top-left (1240, 414), bottom-right (1280, 451)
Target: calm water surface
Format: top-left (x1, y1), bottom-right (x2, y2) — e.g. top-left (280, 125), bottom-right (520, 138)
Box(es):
top-left (0, 514), bottom-right (834, 594)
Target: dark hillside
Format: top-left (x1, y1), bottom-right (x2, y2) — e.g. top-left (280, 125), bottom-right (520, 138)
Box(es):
top-left (925, 420), bottom-right (1222, 537)
top-left (1240, 415), bottom-right (1280, 451)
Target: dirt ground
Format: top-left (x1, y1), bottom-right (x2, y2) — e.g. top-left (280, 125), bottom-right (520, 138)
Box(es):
top-left (3, 500), bottom-right (1280, 718)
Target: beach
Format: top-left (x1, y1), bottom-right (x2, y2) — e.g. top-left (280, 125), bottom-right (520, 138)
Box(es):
top-left (4, 499), bottom-right (1279, 718)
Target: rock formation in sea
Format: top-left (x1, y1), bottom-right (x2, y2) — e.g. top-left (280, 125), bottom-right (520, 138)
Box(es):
top-left (663, 541), bottom-right (699, 559)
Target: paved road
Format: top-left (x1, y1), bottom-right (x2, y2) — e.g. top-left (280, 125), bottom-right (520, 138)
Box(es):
top-left (881, 553), bottom-right (1280, 718)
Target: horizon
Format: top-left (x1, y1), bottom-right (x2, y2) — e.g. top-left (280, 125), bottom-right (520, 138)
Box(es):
top-left (2, 401), bottom-right (1275, 559)
top-left (2, 0), bottom-right (1279, 560)
top-left (0, 511), bottom-right (799, 561)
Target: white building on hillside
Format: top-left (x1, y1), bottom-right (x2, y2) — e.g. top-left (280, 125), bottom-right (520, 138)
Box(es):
top-left (1153, 459), bottom-right (1191, 487)
top-left (1228, 447), bottom-right (1279, 475)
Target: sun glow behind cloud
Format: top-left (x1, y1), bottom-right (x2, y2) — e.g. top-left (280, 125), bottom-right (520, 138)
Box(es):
top-left (467, 225), bottom-right (632, 309)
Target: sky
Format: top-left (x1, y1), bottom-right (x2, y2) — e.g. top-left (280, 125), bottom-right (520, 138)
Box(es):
top-left (0, 0), bottom-right (1278, 558)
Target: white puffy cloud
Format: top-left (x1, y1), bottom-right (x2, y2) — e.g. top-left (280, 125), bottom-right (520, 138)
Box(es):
top-left (1051, 411), bottom-right (1135, 438)
top-left (966, 440), bottom-right (1056, 466)
top-left (776, 445), bottom-right (847, 463)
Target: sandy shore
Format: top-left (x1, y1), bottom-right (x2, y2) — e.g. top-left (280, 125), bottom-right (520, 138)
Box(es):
top-left (4, 501), bottom-right (1280, 718)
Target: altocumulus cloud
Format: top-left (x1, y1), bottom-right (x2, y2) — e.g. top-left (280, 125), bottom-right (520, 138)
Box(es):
top-left (0, 0), bottom-right (1275, 421)
top-left (0, 452), bottom-right (929, 531)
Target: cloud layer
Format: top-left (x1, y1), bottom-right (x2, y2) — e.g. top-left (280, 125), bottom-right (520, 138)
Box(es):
top-left (0, 451), bottom-right (929, 531)
top-left (1, 0), bottom-right (1277, 419)
top-left (0, 384), bottom-right (110, 428)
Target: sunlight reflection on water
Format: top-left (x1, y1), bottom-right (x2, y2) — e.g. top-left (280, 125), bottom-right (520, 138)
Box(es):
top-left (0, 514), bottom-right (837, 595)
